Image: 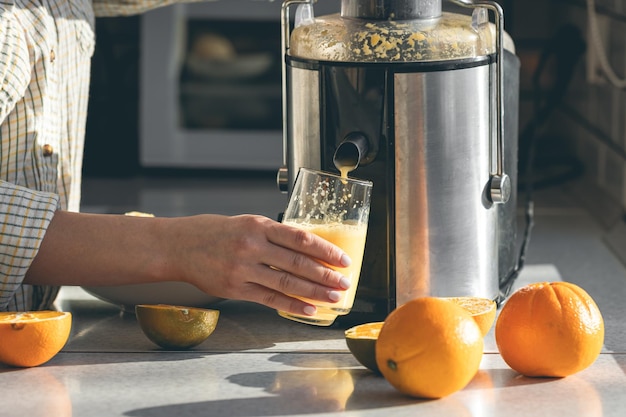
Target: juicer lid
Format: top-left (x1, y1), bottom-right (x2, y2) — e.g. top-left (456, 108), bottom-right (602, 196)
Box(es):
top-left (288, 0), bottom-right (499, 63)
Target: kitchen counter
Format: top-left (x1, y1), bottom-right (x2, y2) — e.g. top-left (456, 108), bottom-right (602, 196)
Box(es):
top-left (2, 187), bottom-right (626, 417)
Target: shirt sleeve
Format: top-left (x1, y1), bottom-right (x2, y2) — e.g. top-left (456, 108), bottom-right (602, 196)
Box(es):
top-left (0, 181), bottom-right (60, 311)
top-left (92, 0), bottom-right (211, 17)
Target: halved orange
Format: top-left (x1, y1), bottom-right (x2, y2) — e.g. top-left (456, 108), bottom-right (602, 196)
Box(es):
top-left (442, 296), bottom-right (497, 336)
top-left (345, 322), bottom-right (383, 373)
top-left (0, 311), bottom-right (72, 367)
top-left (124, 211), bottom-right (154, 217)
top-left (135, 304), bottom-right (219, 350)
top-left (345, 296), bottom-right (494, 375)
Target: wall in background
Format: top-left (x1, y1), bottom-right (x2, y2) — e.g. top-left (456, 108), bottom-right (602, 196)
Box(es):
top-left (507, 0), bottom-right (626, 263)
top-left (545, 0), bottom-right (625, 220)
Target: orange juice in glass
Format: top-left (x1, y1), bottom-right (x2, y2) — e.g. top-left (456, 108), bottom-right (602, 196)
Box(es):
top-left (278, 168), bottom-right (372, 326)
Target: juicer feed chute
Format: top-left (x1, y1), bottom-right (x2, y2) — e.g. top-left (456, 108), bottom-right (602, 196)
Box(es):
top-left (279, 0), bottom-right (521, 324)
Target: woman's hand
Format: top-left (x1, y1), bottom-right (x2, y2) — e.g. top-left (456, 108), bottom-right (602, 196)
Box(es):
top-left (161, 214), bottom-right (352, 317)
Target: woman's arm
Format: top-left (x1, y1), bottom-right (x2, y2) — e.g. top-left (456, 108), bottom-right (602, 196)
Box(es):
top-left (25, 211), bottom-right (352, 317)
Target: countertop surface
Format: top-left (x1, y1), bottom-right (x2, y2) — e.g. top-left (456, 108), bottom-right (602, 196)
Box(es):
top-left (2, 187), bottom-right (626, 417)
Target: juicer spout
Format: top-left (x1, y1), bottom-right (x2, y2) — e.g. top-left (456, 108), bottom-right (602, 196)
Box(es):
top-left (333, 133), bottom-right (370, 173)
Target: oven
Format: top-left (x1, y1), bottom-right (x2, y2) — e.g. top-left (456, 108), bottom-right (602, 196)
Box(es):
top-left (139, 0), bottom-right (340, 170)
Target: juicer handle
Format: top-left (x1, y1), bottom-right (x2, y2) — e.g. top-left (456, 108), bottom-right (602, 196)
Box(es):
top-left (450, 0), bottom-right (510, 204)
top-left (280, 0), bottom-right (312, 174)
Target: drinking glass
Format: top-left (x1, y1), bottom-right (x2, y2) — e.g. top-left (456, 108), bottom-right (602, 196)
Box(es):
top-left (278, 168), bottom-right (372, 326)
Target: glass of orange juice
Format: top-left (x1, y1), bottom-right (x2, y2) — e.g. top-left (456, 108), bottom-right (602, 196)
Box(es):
top-left (278, 168), bottom-right (373, 326)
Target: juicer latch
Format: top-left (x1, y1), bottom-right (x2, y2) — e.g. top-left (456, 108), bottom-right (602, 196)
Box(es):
top-left (490, 173), bottom-right (511, 204)
top-left (277, 166), bottom-right (289, 193)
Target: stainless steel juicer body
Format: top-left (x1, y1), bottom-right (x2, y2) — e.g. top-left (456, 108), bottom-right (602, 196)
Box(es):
top-left (279, 0), bottom-right (520, 324)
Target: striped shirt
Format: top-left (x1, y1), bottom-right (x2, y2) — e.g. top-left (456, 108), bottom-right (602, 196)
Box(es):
top-left (0, 0), bottom-right (203, 311)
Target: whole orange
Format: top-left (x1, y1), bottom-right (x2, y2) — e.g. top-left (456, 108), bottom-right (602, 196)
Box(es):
top-left (375, 297), bottom-right (484, 398)
top-left (495, 281), bottom-right (604, 377)
top-left (0, 311), bottom-right (72, 367)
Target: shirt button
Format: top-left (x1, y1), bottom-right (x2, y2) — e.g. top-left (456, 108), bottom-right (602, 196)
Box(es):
top-left (50, 49), bottom-right (55, 63)
top-left (43, 144), bottom-right (54, 156)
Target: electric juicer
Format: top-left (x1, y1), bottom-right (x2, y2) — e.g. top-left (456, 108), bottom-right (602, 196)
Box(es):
top-left (277, 0), bottom-right (521, 324)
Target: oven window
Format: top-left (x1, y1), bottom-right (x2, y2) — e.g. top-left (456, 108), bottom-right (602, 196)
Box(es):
top-left (179, 20), bottom-right (282, 131)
